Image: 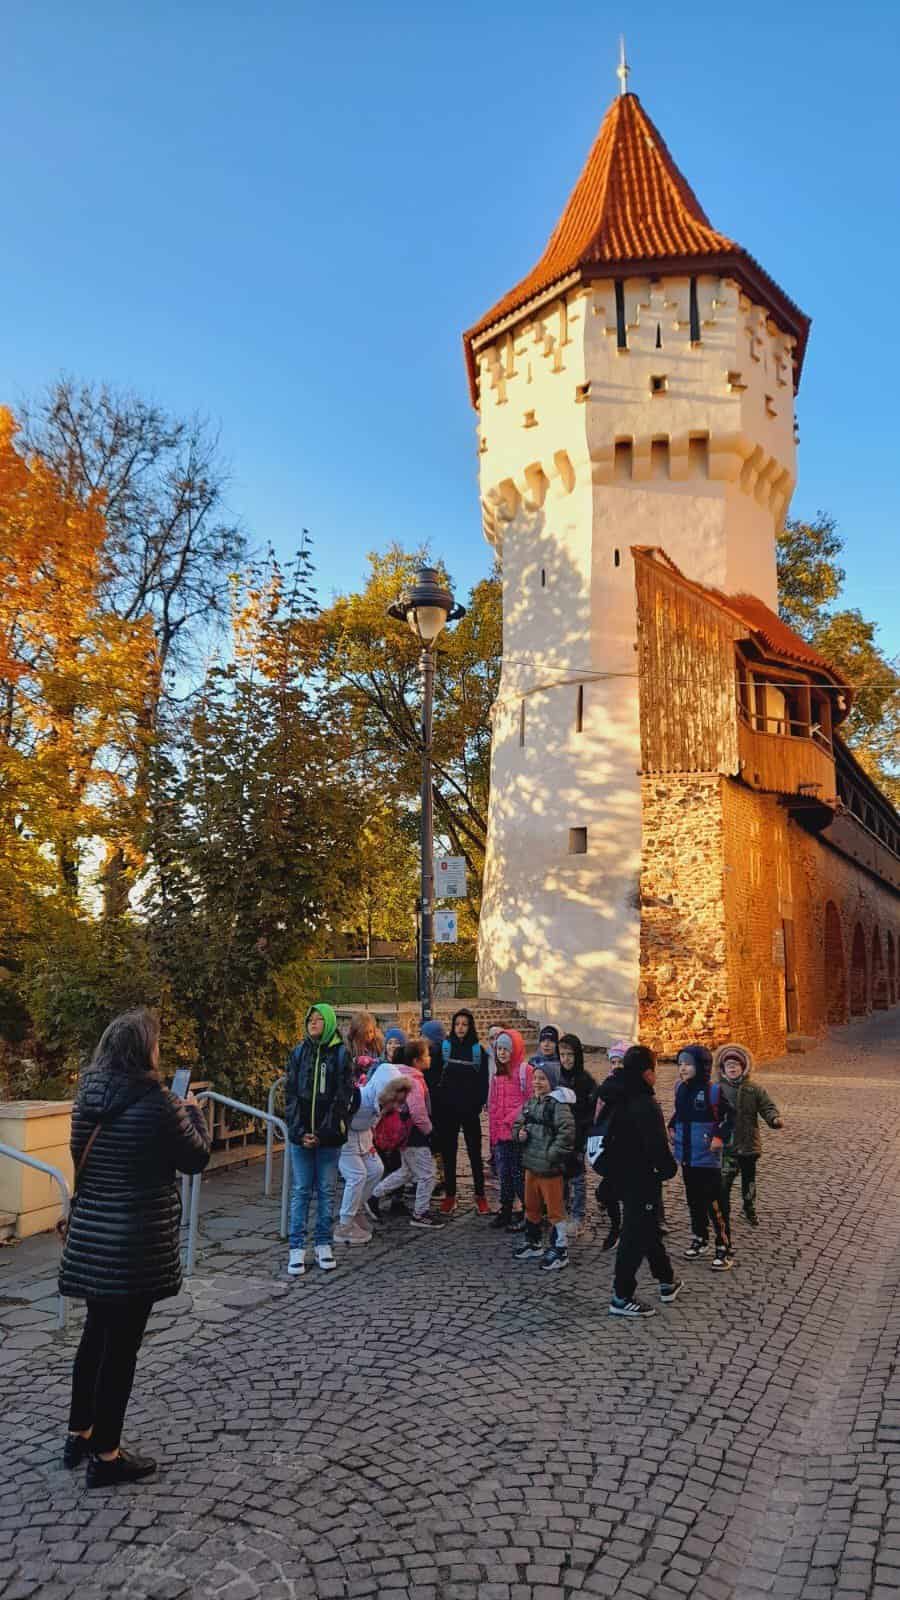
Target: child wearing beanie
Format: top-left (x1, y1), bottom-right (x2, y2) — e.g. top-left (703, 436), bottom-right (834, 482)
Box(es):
top-left (511, 1057), bottom-right (576, 1272)
top-left (530, 1024), bottom-right (561, 1071)
top-left (670, 1044), bottom-right (733, 1269)
top-left (487, 1031), bottom-right (532, 1230)
top-left (714, 1043), bottom-right (783, 1228)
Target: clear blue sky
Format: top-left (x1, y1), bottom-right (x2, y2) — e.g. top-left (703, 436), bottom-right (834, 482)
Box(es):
top-left (2, 2), bottom-right (898, 655)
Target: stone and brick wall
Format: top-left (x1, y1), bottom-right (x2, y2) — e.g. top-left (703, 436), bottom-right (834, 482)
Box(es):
top-left (639, 774), bottom-right (900, 1060)
top-left (638, 774), bottom-right (731, 1053)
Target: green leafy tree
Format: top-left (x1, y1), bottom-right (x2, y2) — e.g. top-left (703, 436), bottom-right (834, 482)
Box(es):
top-left (317, 547), bottom-right (502, 910)
top-left (778, 514), bottom-right (899, 803)
top-left (145, 545), bottom-right (367, 1097)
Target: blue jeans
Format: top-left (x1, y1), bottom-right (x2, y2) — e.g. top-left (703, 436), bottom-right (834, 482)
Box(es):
top-left (289, 1143), bottom-right (340, 1249)
top-left (565, 1154), bottom-right (587, 1222)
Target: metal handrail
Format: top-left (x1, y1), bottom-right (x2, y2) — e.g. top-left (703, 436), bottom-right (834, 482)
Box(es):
top-left (182, 1092), bottom-right (290, 1276)
top-left (264, 1075), bottom-right (286, 1197)
top-left (0, 1144), bottom-right (70, 1329)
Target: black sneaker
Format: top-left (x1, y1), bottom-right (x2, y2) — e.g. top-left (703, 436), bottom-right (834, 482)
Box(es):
top-left (489, 1211), bottom-right (511, 1231)
top-left (409, 1212), bottom-right (444, 1229)
top-left (540, 1245), bottom-right (569, 1272)
top-left (743, 1208), bottom-right (758, 1227)
top-left (363, 1198), bottom-right (381, 1224)
top-left (86, 1448), bottom-right (157, 1489)
top-left (712, 1247), bottom-right (735, 1270)
top-left (609, 1297), bottom-right (656, 1318)
top-left (659, 1279), bottom-right (684, 1304)
top-left (513, 1240), bottom-right (544, 1261)
top-left (63, 1432), bottom-right (92, 1469)
top-left (684, 1237), bottom-right (709, 1259)
top-left (507, 1213), bottom-right (526, 1233)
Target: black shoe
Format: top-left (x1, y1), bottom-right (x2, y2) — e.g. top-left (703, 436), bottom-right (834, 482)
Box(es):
top-left (490, 1211), bottom-right (511, 1230)
top-left (86, 1448), bottom-right (157, 1489)
top-left (601, 1227), bottom-right (620, 1252)
top-left (409, 1211), bottom-right (444, 1229)
top-left (63, 1432), bottom-right (92, 1469)
top-left (363, 1197), bottom-right (381, 1223)
top-left (540, 1245), bottom-right (569, 1272)
top-left (744, 1208), bottom-right (758, 1227)
top-left (507, 1212), bottom-right (526, 1233)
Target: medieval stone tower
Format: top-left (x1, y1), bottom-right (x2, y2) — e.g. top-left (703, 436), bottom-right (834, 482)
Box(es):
top-left (463, 85), bottom-right (810, 1045)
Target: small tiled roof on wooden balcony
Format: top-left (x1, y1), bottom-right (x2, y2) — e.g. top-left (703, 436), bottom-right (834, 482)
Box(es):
top-left (632, 546), bottom-right (852, 707)
top-left (463, 92), bottom-right (810, 402)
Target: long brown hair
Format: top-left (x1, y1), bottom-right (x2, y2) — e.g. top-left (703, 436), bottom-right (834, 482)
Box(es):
top-left (347, 1010), bottom-right (383, 1061)
top-left (90, 1008), bottom-right (160, 1078)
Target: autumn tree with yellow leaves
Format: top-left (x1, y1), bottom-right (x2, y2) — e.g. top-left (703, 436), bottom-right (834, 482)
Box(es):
top-left (0, 406), bottom-right (157, 928)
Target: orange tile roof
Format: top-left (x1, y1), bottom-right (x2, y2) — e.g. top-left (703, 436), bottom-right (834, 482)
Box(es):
top-left (463, 93), bottom-right (810, 401)
top-left (632, 546), bottom-right (852, 706)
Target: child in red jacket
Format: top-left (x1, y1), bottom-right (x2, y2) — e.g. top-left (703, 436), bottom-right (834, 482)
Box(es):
top-left (487, 1030), bottom-right (532, 1232)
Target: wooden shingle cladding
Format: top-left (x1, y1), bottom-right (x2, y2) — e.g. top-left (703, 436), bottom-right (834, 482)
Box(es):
top-left (633, 547), bottom-right (741, 776)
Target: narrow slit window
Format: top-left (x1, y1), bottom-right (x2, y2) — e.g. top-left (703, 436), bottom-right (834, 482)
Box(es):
top-left (655, 322), bottom-right (662, 349)
top-left (519, 700), bottom-right (526, 748)
top-left (540, 567), bottom-right (546, 588)
top-left (615, 280), bottom-right (627, 349)
top-left (576, 684), bottom-right (584, 733)
top-left (689, 277), bottom-right (701, 343)
top-left (614, 548), bottom-right (621, 568)
top-left (569, 827), bottom-right (588, 855)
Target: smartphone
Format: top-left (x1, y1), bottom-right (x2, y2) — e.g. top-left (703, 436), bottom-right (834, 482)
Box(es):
top-left (170, 1067), bottom-right (192, 1099)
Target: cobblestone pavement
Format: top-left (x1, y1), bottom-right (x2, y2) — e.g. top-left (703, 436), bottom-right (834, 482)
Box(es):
top-left (1, 1011), bottom-right (899, 1600)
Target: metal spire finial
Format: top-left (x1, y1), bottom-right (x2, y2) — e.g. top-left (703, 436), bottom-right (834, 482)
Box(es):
top-left (616, 35), bottom-right (630, 96)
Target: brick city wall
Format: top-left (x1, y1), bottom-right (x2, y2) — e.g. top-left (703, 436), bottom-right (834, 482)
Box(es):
top-left (640, 774), bottom-right (900, 1060)
top-left (722, 781), bottom-right (900, 1056)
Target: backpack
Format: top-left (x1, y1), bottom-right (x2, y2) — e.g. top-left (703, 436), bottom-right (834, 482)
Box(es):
top-left (442, 1040), bottom-right (483, 1066)
top-left (373, 1103), bottom-right (410, 1155)
top-left (586, 1104), bottom-right (620, 1177)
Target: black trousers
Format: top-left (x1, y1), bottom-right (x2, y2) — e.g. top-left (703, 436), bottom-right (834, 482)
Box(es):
top-left (68, 1296), bottom-right (154, 1454)
top-left (614, 1189), bottom-right (674, 1302)
top-left (682, 1167), bottom-right (730, 1248)
top-left (442, 1111), bottom-right (485, 1198)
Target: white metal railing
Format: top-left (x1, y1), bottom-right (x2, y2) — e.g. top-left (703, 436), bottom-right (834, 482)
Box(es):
top-left (181, 1091), bottom-right (290, 1276)
top-left (264, 1075), bottom-right (286, 1197)
top-left (0, 1144), bottom-right (70, 1328)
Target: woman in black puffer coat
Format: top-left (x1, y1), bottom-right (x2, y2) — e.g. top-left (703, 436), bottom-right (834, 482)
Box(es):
top-left (59, 1008), bottom-right (210, 1489)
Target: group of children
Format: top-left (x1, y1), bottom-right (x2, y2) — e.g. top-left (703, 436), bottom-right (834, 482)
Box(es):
top-left (281, 1005), bottom-right (783, 1313)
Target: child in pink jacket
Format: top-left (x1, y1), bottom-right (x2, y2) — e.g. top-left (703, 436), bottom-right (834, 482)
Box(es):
top-left (372, 1039), bottom-right (443, 1230)
top-left (488, 1030), bottom-right (532, 1232)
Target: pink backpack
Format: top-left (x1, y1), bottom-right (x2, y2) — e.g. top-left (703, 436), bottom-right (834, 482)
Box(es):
top-left (374, 1104), bottom-right (410, 1155)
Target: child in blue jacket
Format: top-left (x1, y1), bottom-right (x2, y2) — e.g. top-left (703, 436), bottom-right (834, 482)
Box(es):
top-left (669, 1044), bottom-right (733, 1270)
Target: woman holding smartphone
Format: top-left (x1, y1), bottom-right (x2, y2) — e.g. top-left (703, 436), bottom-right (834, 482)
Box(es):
top-left (58, 1008), bottom-right (210, 1488)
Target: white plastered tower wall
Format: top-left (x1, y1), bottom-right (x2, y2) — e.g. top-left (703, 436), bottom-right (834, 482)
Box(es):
top-left (473, 272), bottom-right (798, 1044)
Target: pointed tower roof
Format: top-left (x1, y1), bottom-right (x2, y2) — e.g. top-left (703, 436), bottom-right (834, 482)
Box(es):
top-left (463, 92), bottom-right (810, 401)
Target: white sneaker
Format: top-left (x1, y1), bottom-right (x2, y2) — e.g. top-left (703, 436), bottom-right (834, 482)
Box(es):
top-left (315, 1245), bottom-right (337, 1271)
top-left (287, 1248), bottom-right (305, 1276)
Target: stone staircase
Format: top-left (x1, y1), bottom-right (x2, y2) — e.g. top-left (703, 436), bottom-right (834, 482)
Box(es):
top-left (400, 998), bottom-right (543, 1053)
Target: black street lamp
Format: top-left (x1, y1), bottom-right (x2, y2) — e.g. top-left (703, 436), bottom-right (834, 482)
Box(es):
top-left (387, 567), bottom-right (466, 1022)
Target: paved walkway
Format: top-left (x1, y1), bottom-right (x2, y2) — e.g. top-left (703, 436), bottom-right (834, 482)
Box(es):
top-left (1, 1012), bottom-right (899, 1600)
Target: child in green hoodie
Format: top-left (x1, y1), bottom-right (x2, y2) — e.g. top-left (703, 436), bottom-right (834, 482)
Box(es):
top-left (284, 1004), bottom-right (356, 1277)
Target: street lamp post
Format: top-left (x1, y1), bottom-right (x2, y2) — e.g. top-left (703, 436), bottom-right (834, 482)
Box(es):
top-left (387, 567), bottom-right (465, 1022)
